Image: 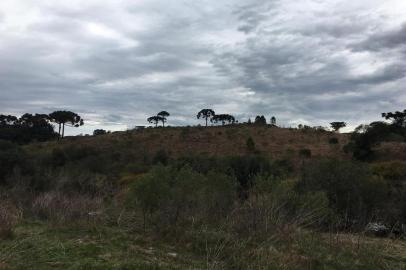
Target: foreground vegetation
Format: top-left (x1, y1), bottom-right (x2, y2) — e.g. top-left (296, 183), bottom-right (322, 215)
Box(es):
top-left (1, 120), bottom-right (406, 269)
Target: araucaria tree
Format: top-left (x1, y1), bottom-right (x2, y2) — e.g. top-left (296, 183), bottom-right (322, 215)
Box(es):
top-left (382, 109), bottom-right (406, 127)
top-left (197, 109), bottom-right (215, 127)
top-left (330, 122), bottom-right (346, 132)
top-left (147, 116), bottom-right (163, 127)
top-left (212, 114), bottom-right (235, 125)
top-left (254, 115), bottom-right (267, 125)
top-left (157, 111), bottom-right (170, 127)
top-left (49, 111), bottom-right (84, 139)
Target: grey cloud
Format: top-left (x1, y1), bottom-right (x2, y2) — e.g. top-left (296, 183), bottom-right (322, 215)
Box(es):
top-left (0, 0), bottom-right (405, 133)
top-left (352, 23), bottom-right (406, 52)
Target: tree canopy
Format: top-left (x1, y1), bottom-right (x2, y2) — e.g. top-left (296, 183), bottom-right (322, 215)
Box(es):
top-left (157, 111), bottom-right (170, 127)
top-left (382, 110), bottom-right (406, 128)
top-left (254, 115), bottom-right (266, 125)
top-left (147, 116), bottom-right (163, 127)
top-left (49, 111), bottom-right (84, 138)
top-left (197, 109), bottom-right (215, 127)
top-left (330, 122), bottom-right (346, 132)
top-left (212, 114), bottom-right (235, 125)
top-left (0, 113), bottom-right (56, 143)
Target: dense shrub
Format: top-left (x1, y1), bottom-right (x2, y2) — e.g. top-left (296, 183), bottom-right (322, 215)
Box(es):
top-left (346, 122), bottom-right (406, 161)
top-left (231, 176), bottom-right (329, 235)
top-left (128, 165), bottom-right (237, 230)
top-left (300, 159), bottom-right (388, 227)
top-left (0, 141), bottom-right (26, 185)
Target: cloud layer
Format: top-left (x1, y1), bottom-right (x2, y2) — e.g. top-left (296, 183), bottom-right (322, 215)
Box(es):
top-left (1, 0), bottom-right (406, 134)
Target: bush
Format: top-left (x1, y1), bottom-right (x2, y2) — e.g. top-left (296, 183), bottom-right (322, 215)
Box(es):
top-left (0, 141), bottom-right (26, 185)
top-left (152, 149), bottom-right (169, 165)
top-left (329, 137), bottom-right (339, 144)
top-left (129, 165), bottom-right (237, 231)
top-left (93, 129), bottom-right (107, 136)
top-left (300, 159), bottom-right (388, 227)
top-left (246, 137), bottom-right (256, 152)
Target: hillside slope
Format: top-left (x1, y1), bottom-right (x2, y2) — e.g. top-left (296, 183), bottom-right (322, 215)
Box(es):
top-left (35, 125), bottom-right (350, 161)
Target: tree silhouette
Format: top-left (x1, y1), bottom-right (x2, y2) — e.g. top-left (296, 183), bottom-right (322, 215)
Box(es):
top-left (254, 115), bottom-right (266, 125)
top-left (197, 109), bottom-right (215, 127)
top-left (147, 116), bottom-right (163, 127)
top-left (157, 111), bottom-right (170, 127)
top-left (271, 116), bottom-right (276, 126)
top-left (0, 113), bottom-right (56, 143)
top-left (382, 109), bottom-right (406, 127)
top-left (212, 114), bottom-right (235, 125)
top-left (93, 129), bottom-right (107, 136)
top-left (49, 111), bottom-right (84, 139)
top-left (330, 122), bottom-right (346, 132)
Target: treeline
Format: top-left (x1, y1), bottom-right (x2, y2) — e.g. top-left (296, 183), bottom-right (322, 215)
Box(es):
top-left (0, 111), bottom-right (83, 144)
top-left (345, 109), bottom-right (406, 160)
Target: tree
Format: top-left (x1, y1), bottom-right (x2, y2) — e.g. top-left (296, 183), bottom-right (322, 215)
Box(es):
top-left (270, 116), bottom-right (276, 126)
top-left (212, 114), bottom-right (235, 125)
top-left (0, 115), bottom-right (18, 126)
top-left (254, 115), bottom-right (266, 125)
top-left (49, 111), bottom-right (84, 139)
top-left (0, 113), bottom-right (56, 143)
top-left (197, 109), bottom-right (215, 127)
top-left (382, 109), bottom-right (406, 128)
top-left (157, 111), bottom-right (170, 127)
top-left (93, 129), bottom-right (107, 136)
top-left (330, 122), bottom-right (346, 132)
top-left (147, 116), bottom-right (163, 127)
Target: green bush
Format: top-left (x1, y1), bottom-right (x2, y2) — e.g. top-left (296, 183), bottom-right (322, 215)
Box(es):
top-left (300, 159), bottom-right (388, 227)
top-left (128, 165), bottom-right (237, 231)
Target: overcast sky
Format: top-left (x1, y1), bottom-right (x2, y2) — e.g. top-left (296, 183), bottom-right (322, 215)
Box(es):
top-left (1, 0), bottom-right (406, 134)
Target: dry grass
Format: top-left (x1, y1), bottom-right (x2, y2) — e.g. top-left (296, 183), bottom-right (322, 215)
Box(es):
top-left (32, 192), bottom-right (103, 226)
top-left (27, 125), bottom-right (351, 166)
top-left (0, 200), bottom-right (21, 239)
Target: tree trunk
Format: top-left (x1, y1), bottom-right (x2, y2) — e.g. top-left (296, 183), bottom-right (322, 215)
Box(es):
top-left (62, 123), bottom-right (65, 138)
top-left (58, 123), bottom-right (61, 140)
top-left (205, 117), bottom-right (208, 127)
top-left (155, 122), bottom-right (158, 127)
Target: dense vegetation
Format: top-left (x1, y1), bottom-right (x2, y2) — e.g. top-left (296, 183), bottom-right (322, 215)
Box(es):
top-left (0, 109), bottom-right (405, 269)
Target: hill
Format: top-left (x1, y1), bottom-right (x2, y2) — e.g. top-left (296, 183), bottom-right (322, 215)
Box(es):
top-left (1, 124), bottom-right (405, 269)
top-left (32, 125), bottom-right (350, 161)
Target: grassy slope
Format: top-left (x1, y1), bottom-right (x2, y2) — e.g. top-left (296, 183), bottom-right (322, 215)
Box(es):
top-left (29, 125), bottom-right (350, 162)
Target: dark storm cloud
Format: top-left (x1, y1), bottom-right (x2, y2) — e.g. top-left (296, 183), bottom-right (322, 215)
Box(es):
top-left (0, 0), bottom-right (405, 134)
